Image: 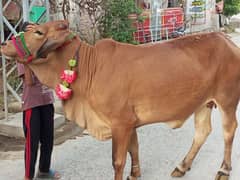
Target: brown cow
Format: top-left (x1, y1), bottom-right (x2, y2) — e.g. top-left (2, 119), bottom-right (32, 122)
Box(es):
top-left (1, 20), bottom-right (239, 180)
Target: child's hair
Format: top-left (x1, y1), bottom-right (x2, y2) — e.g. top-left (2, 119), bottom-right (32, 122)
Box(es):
top-left (21, 22), bottom-right (38, 32)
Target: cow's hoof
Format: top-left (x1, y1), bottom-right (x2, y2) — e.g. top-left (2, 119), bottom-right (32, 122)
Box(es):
top-left (215, 171), bottom-right (229, 180)
top-left (171, 167), bottom-right (186, 177)
top-left (126, 175), bottom-right (137, 180)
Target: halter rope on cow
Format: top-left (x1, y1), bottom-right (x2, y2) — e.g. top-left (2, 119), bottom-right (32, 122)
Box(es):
top-left (11, 31), bottom-right (76, 64)
top-left (11, 32), bottom-right (34, 63)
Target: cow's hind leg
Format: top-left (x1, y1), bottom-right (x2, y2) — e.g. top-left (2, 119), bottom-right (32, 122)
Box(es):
top-left (171, 104), bottom-right (213, 177)
top-left (215, 104), bottom-right (238, 180)
top-left (127, 129), bottom-right (141, 180)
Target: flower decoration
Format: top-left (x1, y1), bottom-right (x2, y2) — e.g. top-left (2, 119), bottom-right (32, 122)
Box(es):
top-left (55, 84), bottom-right (72, 100)
top-left (60, 70), bottom-right (77, 83)
top-left (55, 58), bottom-right (77, 100)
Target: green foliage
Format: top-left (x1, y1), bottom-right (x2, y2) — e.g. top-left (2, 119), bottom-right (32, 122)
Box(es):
top-left (223, 0), bottom-right (240, 16)
top-left (100, 0), bottom-right (142, 44)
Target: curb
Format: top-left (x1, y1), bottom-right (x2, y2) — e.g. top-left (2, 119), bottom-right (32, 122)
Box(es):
top-left (7, 101), bottom-right (64, 114)
top-left (0, 113), bottom-right (65, 138)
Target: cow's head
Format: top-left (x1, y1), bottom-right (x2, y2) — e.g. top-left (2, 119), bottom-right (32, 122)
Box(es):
top-left (0, 20), bottom-right (73, 64)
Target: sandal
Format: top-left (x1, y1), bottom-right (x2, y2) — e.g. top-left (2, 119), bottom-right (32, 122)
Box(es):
top-left (35, 169), bottom-right (61, 179)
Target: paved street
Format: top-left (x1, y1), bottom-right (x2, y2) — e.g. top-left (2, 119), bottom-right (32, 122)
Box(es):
top-left (1, 33), bottom-right (240, 180)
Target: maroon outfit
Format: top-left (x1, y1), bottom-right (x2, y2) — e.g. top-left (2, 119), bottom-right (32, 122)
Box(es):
top-left (18, 63), bottom-right (55, 179)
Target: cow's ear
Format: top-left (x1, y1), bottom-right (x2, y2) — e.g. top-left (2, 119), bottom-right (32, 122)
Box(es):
top-left (35, 39), bottom-right (63, 58)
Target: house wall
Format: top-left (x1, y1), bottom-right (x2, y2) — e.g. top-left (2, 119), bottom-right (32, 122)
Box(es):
top-left (186, 0), bottom-right (218, 32)
top-left (137, 0), bottom-right (219, 33)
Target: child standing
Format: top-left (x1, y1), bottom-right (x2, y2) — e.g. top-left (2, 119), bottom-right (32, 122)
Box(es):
top-left (18, 64), bottom-right (60, 180)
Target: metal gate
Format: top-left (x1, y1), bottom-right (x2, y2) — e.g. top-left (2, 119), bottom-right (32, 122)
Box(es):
top-left (0, 0), bottom-right (49, 120)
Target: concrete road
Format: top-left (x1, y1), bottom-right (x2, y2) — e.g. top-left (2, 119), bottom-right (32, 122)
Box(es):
top-left (1, 34), bottom-right (240, 180)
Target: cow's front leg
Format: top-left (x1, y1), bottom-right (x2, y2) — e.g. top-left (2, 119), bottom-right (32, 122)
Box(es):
top-left (172, 105), bottom-right (212, 177)
top-left (127, 129), bottom-right (141, 180)
top-left (112, 125), bottom-right (133, 180)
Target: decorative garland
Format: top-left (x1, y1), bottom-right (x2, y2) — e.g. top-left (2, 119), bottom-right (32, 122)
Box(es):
top-left (55, 59), bottom-right (78, 100)
top-left (54, 32), bottom-right (78, 100)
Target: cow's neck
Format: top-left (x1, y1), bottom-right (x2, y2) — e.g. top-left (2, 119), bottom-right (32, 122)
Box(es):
top-left (29, 37), bottom-right (96, 96)
top-left (28, 37), bottom-right (97, 127)
top-left (60, 40), bottom-right (97, 124)
top-left (76, 40), bottom-right (96, 95)
top-left (28, 38), bottom-right (81, 89)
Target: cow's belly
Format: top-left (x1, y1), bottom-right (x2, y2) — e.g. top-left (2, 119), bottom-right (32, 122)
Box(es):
top-left (132, 77), bottom-right (212, 127)
top-left (134, 99), bottom-right (202, 127)
top-left (165, 119), bottom-right (188, 129)
top-left (135, 106), bottom-right (190, 128)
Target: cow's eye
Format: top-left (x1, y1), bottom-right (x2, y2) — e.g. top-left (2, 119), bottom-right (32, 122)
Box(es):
top-left (34, 30), bottom-right (44, 35)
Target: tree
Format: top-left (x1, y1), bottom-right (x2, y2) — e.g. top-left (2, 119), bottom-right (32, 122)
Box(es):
top-left (73, 0), bottom-right (104, 44)
top-left (222, 0), bottom-right (240, 16)
top-left (100, 0), bottom-right (142, 44)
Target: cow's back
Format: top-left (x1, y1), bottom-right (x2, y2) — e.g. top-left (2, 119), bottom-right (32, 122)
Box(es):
top-left (132, 33), bottom-right (240, 126)
top-left (92, 32), bottom-right (240, 127)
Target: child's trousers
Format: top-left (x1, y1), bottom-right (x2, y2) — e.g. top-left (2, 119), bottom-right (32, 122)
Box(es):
top-left (23, 104), bottom-right (54, 179)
